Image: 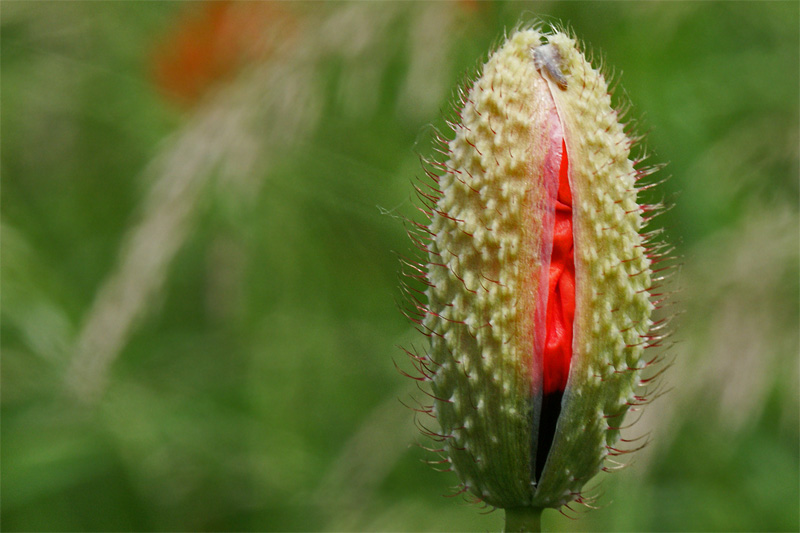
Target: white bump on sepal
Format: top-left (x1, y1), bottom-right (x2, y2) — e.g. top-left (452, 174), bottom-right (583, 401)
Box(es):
top-left (532, 44), bottom-right (568, 89)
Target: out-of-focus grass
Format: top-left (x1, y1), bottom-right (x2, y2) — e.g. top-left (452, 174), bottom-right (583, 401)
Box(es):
top-left (2, 2), bottom-right (798, 531)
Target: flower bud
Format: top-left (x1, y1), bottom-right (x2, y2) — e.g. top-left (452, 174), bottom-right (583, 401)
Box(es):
top-left (403, 26), bottom-right (666, 520)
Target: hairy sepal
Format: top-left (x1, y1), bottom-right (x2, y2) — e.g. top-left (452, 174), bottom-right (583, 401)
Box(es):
top-left (401, 26), bottom-right (664, 513)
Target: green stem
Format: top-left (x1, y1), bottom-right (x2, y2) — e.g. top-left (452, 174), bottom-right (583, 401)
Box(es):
top-left (504, 507), bottom-right (543, 533)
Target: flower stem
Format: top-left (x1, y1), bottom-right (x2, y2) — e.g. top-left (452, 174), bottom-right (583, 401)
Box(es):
top-left (504, 507), bottom-right (543, 532)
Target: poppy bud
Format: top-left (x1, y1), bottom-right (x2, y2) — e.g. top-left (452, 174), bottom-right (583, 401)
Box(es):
top-left (402, 25), bottom-right (668, 529)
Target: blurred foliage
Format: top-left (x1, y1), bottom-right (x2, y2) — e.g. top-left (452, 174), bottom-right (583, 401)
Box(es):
top-left (1, 1), bottom-right (798, 532)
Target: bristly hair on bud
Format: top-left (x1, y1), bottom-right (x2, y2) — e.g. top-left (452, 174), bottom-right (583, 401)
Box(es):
top-left (396, 21), bottom-right (674, 531)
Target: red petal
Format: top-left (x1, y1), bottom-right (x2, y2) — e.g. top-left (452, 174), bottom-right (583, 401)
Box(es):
top-left (542, 140), bottom-right (575, 395)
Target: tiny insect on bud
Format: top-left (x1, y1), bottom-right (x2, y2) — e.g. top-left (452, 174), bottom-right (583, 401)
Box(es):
top-left (400, 24), bottom-right (670, 529)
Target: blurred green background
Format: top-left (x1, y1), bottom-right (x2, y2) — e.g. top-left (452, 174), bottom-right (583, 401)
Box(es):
top-left (2, 1), bottom-right (798, 531)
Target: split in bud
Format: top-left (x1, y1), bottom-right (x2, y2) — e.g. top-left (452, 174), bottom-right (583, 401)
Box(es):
top-left (400, 24), bottom-right (671, 522)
